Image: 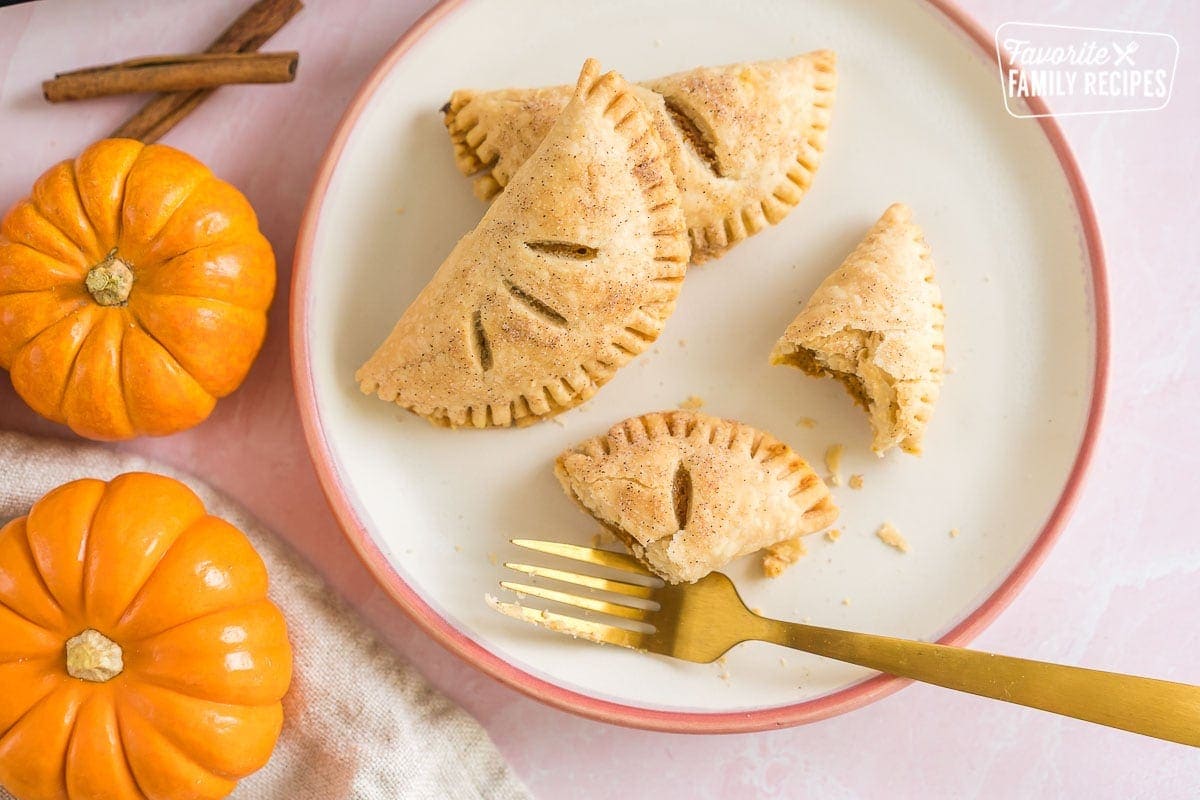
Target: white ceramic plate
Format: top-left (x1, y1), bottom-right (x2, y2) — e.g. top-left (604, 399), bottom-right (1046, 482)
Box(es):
top-left (292, 0), bottom-right (1106, 731)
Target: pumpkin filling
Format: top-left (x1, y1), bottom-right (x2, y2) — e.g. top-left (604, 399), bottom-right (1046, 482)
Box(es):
top-left (775, 341), bottom-right (901, 439)
top-left (774, 346), bottom-right (870, 410)
top-left (65, 628), bottom-right (124, 683)
top-left (84, 249), bottom-right (135, 306)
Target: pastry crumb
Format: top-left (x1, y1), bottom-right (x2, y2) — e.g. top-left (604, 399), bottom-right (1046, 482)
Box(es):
top-left (549, 416), bottom-right (566, 427)
top-left (487, 552), bottom-right (498, 566)
top-left (453, 545), bottom-right (462, 553)
top-left (848, 474), bottom-right (864, 490)
top-left (678, 394), bottom-right (705, 410)
top-left (395, 206), bottom-right (405, 215)
top-left (487, 596), bottom-right (611, 643)
top-left (779, 657), bottom-right (787, 667)
top-left (841, 597), bottom-right (851, 606)
top-left (762, 536), bottom-right (807, 578)
top-left (751, 606), bottom-right (762, 615)
top-left (824, 528), bottom-right (841, 542)
top-left (824, 444), bottom-right (844, 487)
top-left (716, 655), bottom-right (731, 682)
top-left (949, 528), bottom-right (960, 538)
top-left (796, 416), bottom-right (817, 429)
top-left (801, 616), bottom-right (812, 623)
top-left (876, 523), bottom-right (910, 553)
top-left (678, 338), bottom-right (687, 347)
top-left (653, 37), bottom-right (663, 47)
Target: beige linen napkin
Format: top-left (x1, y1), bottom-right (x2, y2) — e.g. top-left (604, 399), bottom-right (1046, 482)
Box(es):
top-left (0, 431), bottom-right (529, 800)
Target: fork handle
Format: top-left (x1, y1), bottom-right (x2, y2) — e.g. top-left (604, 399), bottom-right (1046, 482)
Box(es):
top-left (756, 618), bottom-right (1200, 746)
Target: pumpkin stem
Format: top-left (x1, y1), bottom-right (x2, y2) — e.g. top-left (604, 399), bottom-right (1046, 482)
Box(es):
top-left (65, 629), bottom-right (124, 683)
top-left (85, 249), bottom-right (134, 306)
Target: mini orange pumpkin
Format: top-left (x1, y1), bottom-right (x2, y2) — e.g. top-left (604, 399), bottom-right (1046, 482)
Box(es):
top-left (0, 473), bottom-right (292, 800)
top-left (0, 138), bottom-right (276, 441)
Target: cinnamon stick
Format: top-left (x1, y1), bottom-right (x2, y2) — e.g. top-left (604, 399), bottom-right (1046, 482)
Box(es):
top-left (45, 52), bottom-right (298, 103)
top-left (111, 0), bottom-right (303, 142)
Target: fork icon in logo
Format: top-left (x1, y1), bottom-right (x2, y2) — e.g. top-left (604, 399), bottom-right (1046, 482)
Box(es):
top-left (1113, 40), bottom-right (1140, 66)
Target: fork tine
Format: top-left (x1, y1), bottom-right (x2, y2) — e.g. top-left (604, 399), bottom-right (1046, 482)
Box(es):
top-left (504, 562), bottom-right (655, 599)
top-left (512, 539), bottom-right (654, 576)
top-left (500, 580), bottom-right (650, 621)
top-left (486, 596), bottom-right (644, 649)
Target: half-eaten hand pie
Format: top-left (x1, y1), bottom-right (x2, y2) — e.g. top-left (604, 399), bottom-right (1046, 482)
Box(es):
top-left (444, 51), bottom-right (836, 263)
top-left (770, 203), bottom-right (945, 455)
top-left (358, 59), bottom-right (689, 427)
top-left (555, 411), bottom-right (838, 583)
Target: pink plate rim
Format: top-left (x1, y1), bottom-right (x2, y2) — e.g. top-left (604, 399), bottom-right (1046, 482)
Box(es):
top-left (289, 0), bottom-right (1110, 733)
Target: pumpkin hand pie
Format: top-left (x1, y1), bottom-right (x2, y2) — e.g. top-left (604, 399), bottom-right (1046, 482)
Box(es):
top-left (444, 51), bottom-right (836, 263)
top-left (771, 203), bottom-right (946, 455)
top-left (555, 411), bottom-right (838, 583)
top-left (358, 59), bottom-right (689, 428)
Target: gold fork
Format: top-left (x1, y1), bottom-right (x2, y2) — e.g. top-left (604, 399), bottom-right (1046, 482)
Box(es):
top-left (489, 539), bottom-right (1200, 746)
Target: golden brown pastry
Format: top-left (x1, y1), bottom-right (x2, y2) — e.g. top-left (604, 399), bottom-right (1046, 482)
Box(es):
top-left (555, 411), bottom-right (838, 583)
top-left (445, 51), bottom-right (836, 263)
top-left (771, 204), bottom-right (945, 455)
top-left (358, 59), bottom-right (689, 427)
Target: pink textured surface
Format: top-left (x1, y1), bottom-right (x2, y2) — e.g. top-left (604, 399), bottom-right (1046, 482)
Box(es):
top-left (0, 0), bottom-right (1196, 796)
